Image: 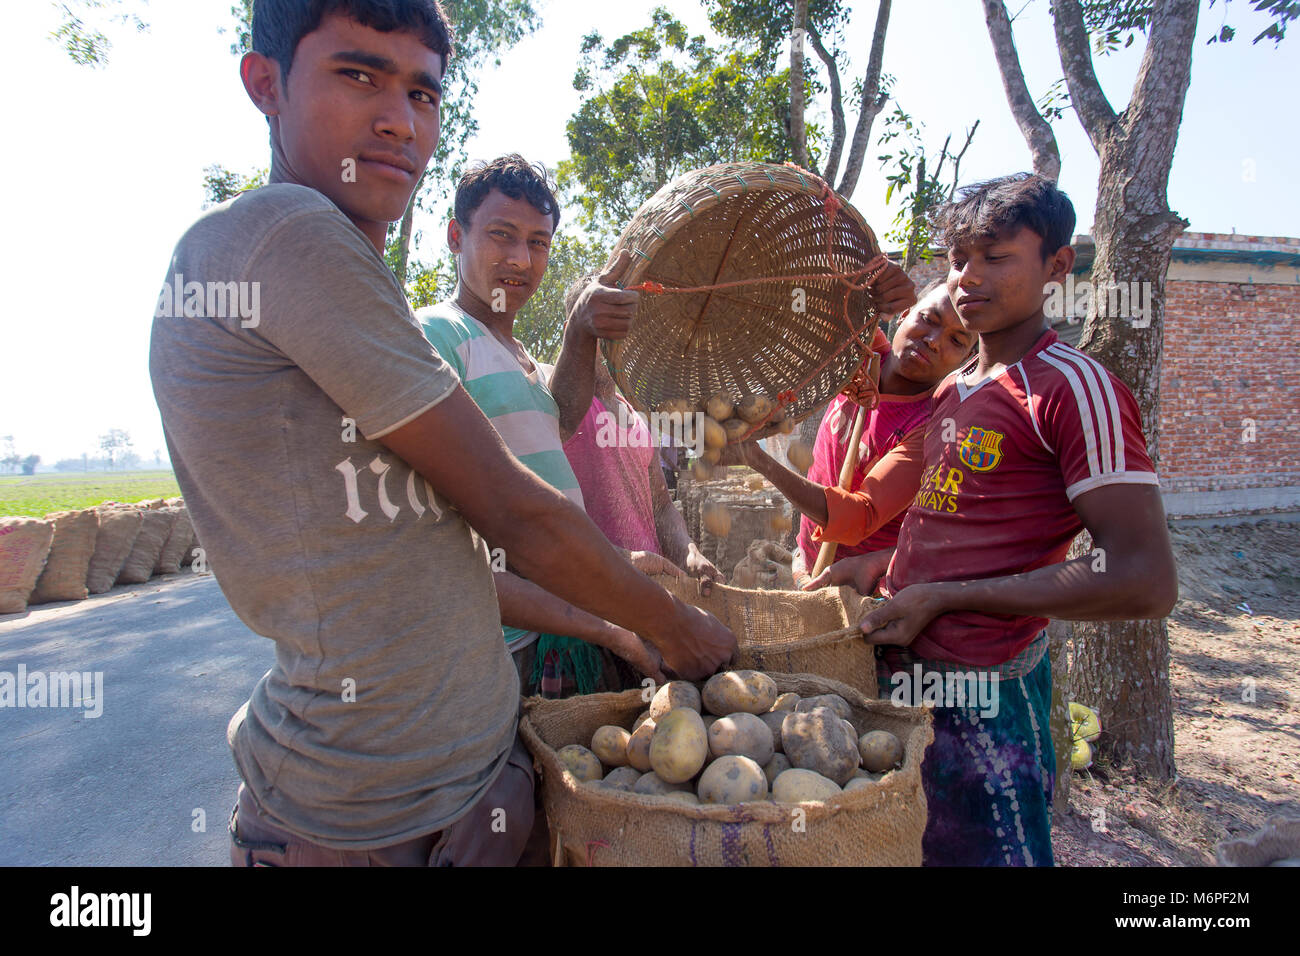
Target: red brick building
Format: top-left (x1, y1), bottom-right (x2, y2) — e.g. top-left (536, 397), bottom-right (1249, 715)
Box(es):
top-left (904, 232), bottom-right (1300, 517)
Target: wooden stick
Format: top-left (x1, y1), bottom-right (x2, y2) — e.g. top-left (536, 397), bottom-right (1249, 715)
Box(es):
top-left (811, 403), bottom-right (868, 578)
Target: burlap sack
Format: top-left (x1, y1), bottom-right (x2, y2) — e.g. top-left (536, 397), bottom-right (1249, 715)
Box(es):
top-left (86, 508), bottom-right (143, 594)
top-left (0, 518), bottom-right (55, 614)
top-left (154, 507), bottom-right (194, 575)
top-left (1216, 815), bottom-right (1300, 866)
top-left (116, 509), bottom-right (176, 584)
top-left (29, 509), bottom-right (100, 604)
top-left (652, 573), bottom-right (882, 699)
top-left (520, 673), bottom-right (933, 867)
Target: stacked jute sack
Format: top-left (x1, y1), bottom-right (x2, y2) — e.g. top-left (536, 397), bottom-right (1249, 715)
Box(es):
top-left (0, 498), bottom-right (198, 615)
top-left (520, 673), bottom-right (933, 866)
top-left (650, 572), bottom-right (881, 699)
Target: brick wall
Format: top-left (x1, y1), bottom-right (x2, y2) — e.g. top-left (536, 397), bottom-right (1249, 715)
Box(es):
top-left (1158, 279), bottom-right (1300, 494)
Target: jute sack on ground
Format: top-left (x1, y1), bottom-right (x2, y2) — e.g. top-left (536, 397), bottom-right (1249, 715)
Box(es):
top-left (154, 507), bottom-right (193, 575)
top-left (29, 509), bottom-right (100, 604)
top-left (0, 518), bottom-right (55, 614)
top-left (117, 509), bottom-right (176, 584)
top-left (85, 507), bottom-right (144, 594)
top-left (651, 572), bottom-right (882, 699)
top-left (521, 673), bottom-right (932, 867)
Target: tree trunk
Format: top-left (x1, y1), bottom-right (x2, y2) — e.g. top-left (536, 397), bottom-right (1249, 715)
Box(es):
top-left (807, 25), bottom-right (845, 185)
top-left (393, 169), bottom-right (428, 286)
top-left (1056, 0), bottom-right (1197, 782)
top-left (983, 0), bottom-right (1062, 181)
top-left (790, 0), bottom-right (809, 169)
top-left (836, 0), bottom-right (891, 199)
top-left (1047, 619), bottom-right (1073, 815)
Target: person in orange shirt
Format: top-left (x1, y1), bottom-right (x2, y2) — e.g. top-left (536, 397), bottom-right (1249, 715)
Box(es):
top-left (723, 280), bottom-right (976, 584)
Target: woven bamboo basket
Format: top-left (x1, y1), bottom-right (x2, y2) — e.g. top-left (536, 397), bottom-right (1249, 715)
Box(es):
top-left (651, 572), bottom-right (882, 699)
top-left (604, 162), bottom-right (883, 441)
top-left (520, 673), bottom-right (933, 866)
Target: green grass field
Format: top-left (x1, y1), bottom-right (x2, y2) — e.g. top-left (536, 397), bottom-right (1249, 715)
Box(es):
top-left (0, 471), bottom-right (183, 518)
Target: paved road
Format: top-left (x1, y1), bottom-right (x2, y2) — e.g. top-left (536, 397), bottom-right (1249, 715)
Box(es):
top-left (0, 572), bottom-right (273, 866)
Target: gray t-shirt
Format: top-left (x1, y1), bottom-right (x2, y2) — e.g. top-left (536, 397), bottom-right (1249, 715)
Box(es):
top-left (149, 183), bottom-right (518, 849)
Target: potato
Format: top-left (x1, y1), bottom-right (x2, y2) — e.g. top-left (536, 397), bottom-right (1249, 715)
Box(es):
top-left (702, 670), bottom-right (778, 716)
top-left (841, 719), bottom-right (858, 743)
top-left (708, 712), bottom-right (775, 765)
top-left (770, 693), bottom-right (800, 713)
top-left (691, 459), bottom-right (714, 481)
top-left (722, 417), bottom-right (750, 442)
top-left (557, 744), bottom-right (604, 783)
top-left (762, 753), bottom-right (792, 785)
top-left (858, 730), bottom-right (904, 773)
top-left (737, 394), bottom-right (774, 424)
top-left (649, 708), bottom-right (709, 783)
top-left (777, 417), bottom-right (795, 435)
top-left (698, 755), bottom-right (768, 805)
top-left (633, 771), bottom-right (694, 796)
top-left (702, 501), bottom-right (731, 538)
top-left (781, 707), bottom-right (860, 786)
top-left (659, 790), bottom-right (701, 805)
top-left (796, 693), bottom-right (853, 722)
top-left (705, 391), bottom-right (735, 421)
top-left (591, 725), bottom-right (632, 767)
top-left (702, 714), bottom-right (719, 733)
top-left (787, 439), bottom-right (813, 472)
top-left (843, 776), bottom-right (876, 793)
top-left (701, 447), bottom-right (721, 465)
top-left (745, 474), bottom-right (765, 491)
top-left (772, 768), bottom-right (842, 803)
top-left (767, 511), bottom-right (793, 535)
top-left (702, 416), bottom-right (727, 450)
top-left (657, 398), bottom-right (693, 416)
top-left (626, 719), bottom-right (656, 772)
top-left (603, 766), bottom-right (643, 792)
top-left (758, 711), bottom-right (786, 754)
top-left (647, 681), bottom-right (702, 720)
top-left (632, 710), bottom-right (653, 730)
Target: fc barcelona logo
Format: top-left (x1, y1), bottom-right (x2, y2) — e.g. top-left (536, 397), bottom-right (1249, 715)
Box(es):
top-left (959, 427), bottom-right (1004, 472)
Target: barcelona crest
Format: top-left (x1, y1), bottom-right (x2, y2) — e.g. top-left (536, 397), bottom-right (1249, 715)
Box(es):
top-left (959, 427), bottom-right (1004, 472)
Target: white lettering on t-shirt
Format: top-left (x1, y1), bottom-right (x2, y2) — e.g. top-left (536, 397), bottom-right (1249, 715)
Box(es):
top-left (335, 459), bottom-right (369, 524)
top-left (336, 457), bottom-right (446, 524)
top-left (369, 455), bottom-right (400, 521)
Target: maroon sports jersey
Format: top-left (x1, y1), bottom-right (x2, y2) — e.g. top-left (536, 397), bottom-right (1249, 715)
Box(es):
top-left (883, 329), bottom-right (1159, 665)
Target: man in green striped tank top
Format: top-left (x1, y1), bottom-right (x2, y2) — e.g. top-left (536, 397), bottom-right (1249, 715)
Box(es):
top-left (417, 155), bottom-right (673, 694)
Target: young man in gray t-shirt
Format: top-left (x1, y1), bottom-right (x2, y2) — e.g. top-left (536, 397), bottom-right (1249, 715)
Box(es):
top-left (150, 0), bottom-right (735, 866)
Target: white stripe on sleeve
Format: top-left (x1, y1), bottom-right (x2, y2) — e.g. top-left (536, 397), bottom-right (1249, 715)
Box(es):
top-left (1038, 349), bottom-right (1102, 479)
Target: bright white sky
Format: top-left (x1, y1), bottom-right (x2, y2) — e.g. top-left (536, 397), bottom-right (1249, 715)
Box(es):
top-left (3, 0), bottom-right (1295, 465)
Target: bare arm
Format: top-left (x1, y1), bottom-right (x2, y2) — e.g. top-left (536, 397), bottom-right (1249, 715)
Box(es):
top-left (493, 571), bottom-right (665, 683)
top-left (548, 252), bottom-right (637, 441)
top-left (732, 441), bottom-right (829, 524)
top-left (855, 484), bottom-right (1178, 646)
top-left (649, 448), bottom-right (722, 588)
top-left (380, 385), bottom-right (735, 678)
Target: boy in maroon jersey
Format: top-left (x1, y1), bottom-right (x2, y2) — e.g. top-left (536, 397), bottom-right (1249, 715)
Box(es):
top-left (806, 173), bottom-right (1177, 866)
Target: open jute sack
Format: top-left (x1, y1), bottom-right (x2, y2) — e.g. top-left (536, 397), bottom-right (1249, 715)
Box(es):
top-left (29, 508), bottom-right (100, 604)
top-left (520, 673), bottom-right (933, 867)
top-left (85, 507), bottom-right (143, 594)
top-left (117, 509), bottom-right (176, 584)
top-left (651, 572), bottom-right (882, 700)
top-left (0, 517), bottom-right (55, 614)
top-left (154, 507), bottom-right (194, 575)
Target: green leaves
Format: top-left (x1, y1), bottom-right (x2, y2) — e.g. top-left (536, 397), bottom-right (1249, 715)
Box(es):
top-left (560, 11), bottom-right (792, 241)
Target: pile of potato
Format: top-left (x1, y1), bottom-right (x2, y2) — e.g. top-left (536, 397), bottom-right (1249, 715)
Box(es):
top-left (658, 392), bottom-right (794, 464)
top-left (554, 671), bottom-right (905, 807)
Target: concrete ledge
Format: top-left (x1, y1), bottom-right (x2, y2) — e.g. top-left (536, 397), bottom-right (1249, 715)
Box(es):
top-left (1162, 485), bottom-right (1300, 517)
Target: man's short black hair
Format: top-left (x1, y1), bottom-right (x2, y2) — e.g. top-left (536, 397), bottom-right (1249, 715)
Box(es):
top-left (252, 0), bottom-right (453, 80)
top-left (455, 155), bottom-right (561, 232)
top-left (930, 172), bottom-right (1076, 261)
